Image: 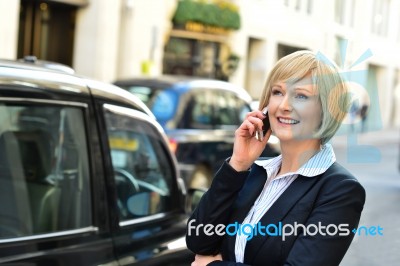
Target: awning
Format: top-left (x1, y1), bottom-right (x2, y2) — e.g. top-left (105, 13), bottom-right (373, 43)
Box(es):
top-left (46, 0), bottom-right (89, 7)
top-left (170, 29), bottom-right (229, 43)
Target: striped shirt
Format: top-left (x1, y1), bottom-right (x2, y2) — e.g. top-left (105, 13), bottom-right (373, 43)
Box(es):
top-left (234, 143), bottom-right (336, 263)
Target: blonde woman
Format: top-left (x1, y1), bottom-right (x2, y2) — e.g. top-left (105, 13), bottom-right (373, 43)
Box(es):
top-left (187, 50), bottom-right (366, 266)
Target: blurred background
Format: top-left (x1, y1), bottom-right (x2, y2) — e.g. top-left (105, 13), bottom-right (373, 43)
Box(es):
top-left (0, 0), bottom-right (399, 265)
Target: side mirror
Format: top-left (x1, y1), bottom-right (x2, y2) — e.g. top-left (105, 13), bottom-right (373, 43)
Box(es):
top-left (127, 192), bottom-right (161, 217)
top-left (185, 188), bottom-right (207, 214)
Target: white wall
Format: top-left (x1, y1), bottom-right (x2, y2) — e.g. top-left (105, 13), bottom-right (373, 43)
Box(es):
top-left (0, 0), bottom-right (20, 59)
top-left (73, 0), bottom-right (122, 82)
top-left (116, 0), bottom-right (176, 79)
top-left (232, 0), bottom-right (332, 98)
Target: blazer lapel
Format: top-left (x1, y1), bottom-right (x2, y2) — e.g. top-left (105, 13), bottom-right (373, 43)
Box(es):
top-left (225, 164), bottom-right (267, 261)
top-left (233, 165), bottom-right (268, 221)
top-left (243, 174), bottom-right (320, 263)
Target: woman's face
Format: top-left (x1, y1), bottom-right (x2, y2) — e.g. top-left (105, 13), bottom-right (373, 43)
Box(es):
top-left (267, 76), bottom-right (322, 143)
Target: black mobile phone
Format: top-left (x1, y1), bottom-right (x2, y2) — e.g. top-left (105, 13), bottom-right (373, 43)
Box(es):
top-left (262, 111), bottom-right (270, 133)
top-left (255, 108), bottom-right (270, 141)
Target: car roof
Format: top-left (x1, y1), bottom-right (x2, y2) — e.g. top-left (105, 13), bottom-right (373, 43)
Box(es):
top-left (114, 75), bottom-right (253, 103)
top-left (0, 59), bottom-right (154, 118)
top-left (114, 75), bottom-right (200, 88)
top-left (0, 57), bottom-right (75, 74)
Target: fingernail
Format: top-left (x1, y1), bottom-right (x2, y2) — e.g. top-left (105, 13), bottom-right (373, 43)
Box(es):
top-left (262, 107), bottom-right (268, 116)
top-left (257, 130), bottom-right (264, 142)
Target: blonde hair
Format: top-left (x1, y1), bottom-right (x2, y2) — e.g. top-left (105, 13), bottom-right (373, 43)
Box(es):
top-left (259, 50), bottom-right (350, 144)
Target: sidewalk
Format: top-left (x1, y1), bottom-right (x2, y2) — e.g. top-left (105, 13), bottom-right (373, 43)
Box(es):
top-left (331, 127), bottom-right (400, 147)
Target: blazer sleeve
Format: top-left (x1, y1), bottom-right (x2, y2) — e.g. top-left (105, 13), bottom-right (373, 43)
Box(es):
top-left (284, 176), bottom-right (366, 266)
top-left (186, 160), bottom-right (250, 255)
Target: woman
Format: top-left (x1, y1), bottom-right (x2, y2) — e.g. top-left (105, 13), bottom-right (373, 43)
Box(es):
top-left (186, 50), bottom-right (366, 266)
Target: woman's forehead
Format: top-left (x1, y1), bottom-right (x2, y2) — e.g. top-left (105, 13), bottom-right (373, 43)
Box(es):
top-left (274, 76), bottom-right (315, 88)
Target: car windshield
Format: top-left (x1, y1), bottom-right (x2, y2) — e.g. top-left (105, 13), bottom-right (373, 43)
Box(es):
top-left (125, 86), bottom-right (178, 123)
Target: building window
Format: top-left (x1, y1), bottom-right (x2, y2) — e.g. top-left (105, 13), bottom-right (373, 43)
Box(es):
top-left (335, 36), bottom-right (347, 67)
top-left (295, 0), bottom-right (301, 11)
top-left (335, 0), bottom-right (355, 27)
top-left (371, 0), bottom-right (390, 36)
top-left (306, 0), bottom-right (313, 14)
top-left (349, 0), bottom-right (356, 27)
top-left (163, 37), bottom-right (231, 80)
top-left (284, 0), bottom-right (313, 15)
top-left (398, 16), bottom-right (400, 42)
top-left (334, 0), bottom-right (345, 24)
top-left (277, 44), bottom-right (306, 60)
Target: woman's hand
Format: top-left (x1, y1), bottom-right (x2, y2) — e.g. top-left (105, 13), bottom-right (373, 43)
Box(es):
top-left (229, 110), bottom-right (271, 171)
top-left (191, 254), bottom-right (223, 266)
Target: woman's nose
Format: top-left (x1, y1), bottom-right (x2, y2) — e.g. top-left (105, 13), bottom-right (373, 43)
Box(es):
top-left (279, 94), bottom-right (293, 112)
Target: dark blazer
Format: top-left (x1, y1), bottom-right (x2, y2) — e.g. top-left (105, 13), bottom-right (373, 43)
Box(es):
top-left (186, 160), bottom-right (366, 266)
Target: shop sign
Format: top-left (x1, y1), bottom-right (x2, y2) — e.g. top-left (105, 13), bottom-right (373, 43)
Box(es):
top-left (185, 22), bottom-right (229, 35)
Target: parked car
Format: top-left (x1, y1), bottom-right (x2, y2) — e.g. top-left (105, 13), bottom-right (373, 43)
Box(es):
top-left (0, 59), bottom-right (193, 265)
top-left (114, 76), bottom-right (281, 190)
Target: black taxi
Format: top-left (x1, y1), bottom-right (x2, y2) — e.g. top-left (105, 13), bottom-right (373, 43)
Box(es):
top-left (0, 59), bottom-right (193, 265)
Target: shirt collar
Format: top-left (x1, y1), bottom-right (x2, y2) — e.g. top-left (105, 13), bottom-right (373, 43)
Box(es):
top-left (254, 143), bottom-right (336, 178)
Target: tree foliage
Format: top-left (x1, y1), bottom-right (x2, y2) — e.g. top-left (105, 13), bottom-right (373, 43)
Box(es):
top-left (173, 0), bottom-right (241, 30)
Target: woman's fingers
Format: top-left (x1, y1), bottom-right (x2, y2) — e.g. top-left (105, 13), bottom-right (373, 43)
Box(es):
top-left (262, 129), bottom-right (272, 144)
top-left (237, 119), bottom-right (256, 137)
top-left (191, 254), bottom-right (222, 266)
top-left (238, 111), bottom-right (266, 138)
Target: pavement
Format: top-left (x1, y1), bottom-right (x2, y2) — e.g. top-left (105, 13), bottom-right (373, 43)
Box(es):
top-left (331, 127), bottom-right (400, 148)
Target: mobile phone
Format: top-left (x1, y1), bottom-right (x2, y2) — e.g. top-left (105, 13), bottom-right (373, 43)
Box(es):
top-left (255, 108), bottom-right (270, 142)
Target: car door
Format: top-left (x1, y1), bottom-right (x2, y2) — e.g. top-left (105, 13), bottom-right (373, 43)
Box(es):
top-left (0, 94), bottom-right (116, 264)
top-left (100, 103), bottom-right (192, 266)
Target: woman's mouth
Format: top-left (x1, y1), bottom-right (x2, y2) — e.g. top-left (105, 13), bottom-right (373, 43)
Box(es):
top-left (278, 117), bottom-right (300, 125)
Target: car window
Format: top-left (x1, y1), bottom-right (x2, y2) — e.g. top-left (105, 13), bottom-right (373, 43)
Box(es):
top-left (150, 90), bottom-right (178, 122)
top-left (126, 86), bottom-right (153, 104)
top-left (0, 103), bottom-right (91, 239)
top-left (123, 85), bottom-right (178, 123)
top-left (213, 91), bottom-right (241, 126)
top-left (104, 105), bottom-right (175, 221)
top-left (184, 90), bottom-right (214, 129)
top-left (239, 102), bottom-right (252, 121)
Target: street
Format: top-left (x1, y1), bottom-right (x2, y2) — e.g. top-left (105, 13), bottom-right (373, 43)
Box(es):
top-left (331, 129), bottom-right (400, 266)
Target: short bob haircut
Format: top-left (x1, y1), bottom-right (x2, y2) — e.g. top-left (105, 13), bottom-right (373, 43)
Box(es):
top-left (258, 50), bottom-right (350, 145)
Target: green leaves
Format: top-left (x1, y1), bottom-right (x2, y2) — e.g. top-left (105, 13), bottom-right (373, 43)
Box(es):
top-left (173, 0), bottom-right (241, 30)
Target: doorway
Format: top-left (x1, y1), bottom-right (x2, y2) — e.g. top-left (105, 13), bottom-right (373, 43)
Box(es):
top-left (18, 0), bottom-right (77, 66)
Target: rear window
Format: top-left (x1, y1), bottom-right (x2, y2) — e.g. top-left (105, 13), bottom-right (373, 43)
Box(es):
top-left (124, 86), bottom-right (178, 122)
top-left (126, 86), bottom-right (153, 105)
top-left (151, 90), bottom-right (178, 121)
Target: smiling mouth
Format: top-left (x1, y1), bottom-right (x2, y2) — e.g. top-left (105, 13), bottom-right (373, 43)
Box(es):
top-left (278, 117), bottom-right (300, 124)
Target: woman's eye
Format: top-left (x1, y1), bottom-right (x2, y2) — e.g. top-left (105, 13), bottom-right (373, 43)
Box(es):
top-left (295, 94), bottom-right (308, 99)
top-left (272, 89), bottom-right (283, 96)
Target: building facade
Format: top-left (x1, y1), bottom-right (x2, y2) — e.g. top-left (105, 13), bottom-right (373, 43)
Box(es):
top-left (1, 0), bottom-right (399, 128)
